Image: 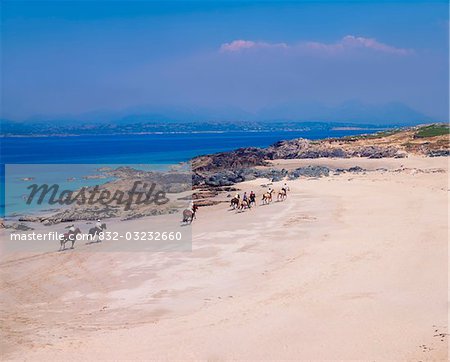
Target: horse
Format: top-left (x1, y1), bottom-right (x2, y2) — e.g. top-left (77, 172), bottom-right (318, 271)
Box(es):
top-left (182, 205), bottom-right (198, 224)
top-left (60, 228), bottom-right (81, 251)
top-left (238, 199), bottom-right (250, 211)
top-left (88, 223), bottom-right (107, 242)
top-left (277, 188), bottom-right (287, 201)
top-left (230, 197), bottom-right (240, 209)
top-left (261, 189), bottom-right (274, 205)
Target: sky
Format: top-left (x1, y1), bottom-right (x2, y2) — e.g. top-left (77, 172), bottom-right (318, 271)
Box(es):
top-left (1, 0), bottom-right (449, 123)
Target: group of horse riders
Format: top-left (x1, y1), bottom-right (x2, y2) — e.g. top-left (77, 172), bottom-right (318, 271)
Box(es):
top-left (231, 182), bottom-right (290, 210)
top-left (62, 182), bottom-right (291, 249)
top-left (231, 190), bottom-right (256, 209)
top-left (61, 219), bottom-right (106, 251)
top-left (68, 219), bottom-right (103, 235)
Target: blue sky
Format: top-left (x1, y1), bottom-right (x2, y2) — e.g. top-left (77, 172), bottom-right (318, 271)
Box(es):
top-left (1, 1), bottom-right (448, 122)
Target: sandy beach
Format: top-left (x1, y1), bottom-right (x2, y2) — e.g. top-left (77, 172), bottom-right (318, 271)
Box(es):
top-left (1, 156), bottom-right (448, 360)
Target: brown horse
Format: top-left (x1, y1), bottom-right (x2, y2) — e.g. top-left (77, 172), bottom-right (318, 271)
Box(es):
top-left (60, 228), bottom-right (81, 251)
top-left (238, 199), bottom-right (250, 211)
top-left (230, 197), bottom-right (240, 209)
top-left (261, 189), bottom-right (274, 205)
top-left (88, 223), bottom-right (107, 242)
top-left (182, 205), bottom-right (198, 224)
top-left (277, 188), bottom-right (287, 201)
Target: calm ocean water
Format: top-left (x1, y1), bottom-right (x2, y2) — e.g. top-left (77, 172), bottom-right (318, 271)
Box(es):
top-left (0, 129), bottom-right (376, 164)
top-left (1, 129), bottom-right (378, 216)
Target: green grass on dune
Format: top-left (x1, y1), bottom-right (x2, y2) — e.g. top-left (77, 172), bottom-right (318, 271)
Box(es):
top-left (340, 129), bottom-right (401, 141)
top-left (414, 124), bottom-right (449, 138)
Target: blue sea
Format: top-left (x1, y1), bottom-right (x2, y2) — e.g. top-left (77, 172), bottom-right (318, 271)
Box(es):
top-left (0, 129), bottom-right (377, 164)
top-left (1, 129), bottom-right (379, 216)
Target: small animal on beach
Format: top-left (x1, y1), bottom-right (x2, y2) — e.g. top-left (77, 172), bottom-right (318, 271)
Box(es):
top-left (60, 226), bottom-right (81, 251)
top-left (88, 220), bottom-right (107, 242)
top-left (182, 204), bottom-right (198, 224)
top-left (262, 188), bottom-right (275, 205)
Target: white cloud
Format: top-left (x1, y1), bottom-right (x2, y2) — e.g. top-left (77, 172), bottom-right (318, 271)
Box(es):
top-left (220, 39), bottom-right (288, 52)
top-left (220, 35), bottom-right (413, 56)
top-left (305, 35), bottom-right (413, 55)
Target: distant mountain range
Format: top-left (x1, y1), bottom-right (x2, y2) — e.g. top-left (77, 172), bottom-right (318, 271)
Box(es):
top-left (1, 100), bottom-right (438, 136)
top-left (257, 100), bottom-right (433, 124)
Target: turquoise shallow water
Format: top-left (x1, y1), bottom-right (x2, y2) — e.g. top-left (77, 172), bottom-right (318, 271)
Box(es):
top-left (3, 164), bottom-right (180, 217)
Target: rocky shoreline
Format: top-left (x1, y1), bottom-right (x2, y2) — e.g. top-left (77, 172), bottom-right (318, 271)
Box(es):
top-left (192, 124), bottom-right (448, 178)
top-left (190, 123), bottom-right (449, 204)
top-left (5, 167), bottom-right (193, 226)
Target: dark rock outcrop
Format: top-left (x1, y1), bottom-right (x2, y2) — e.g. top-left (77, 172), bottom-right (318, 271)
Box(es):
top-left (3, 222), bottom-right (34, 231)
top-left (288, 166), bottom-right (330, 179)
top-left (428, 150), bottom-right (450, 157)
top-left (192, 147), bottom-right (268, 173)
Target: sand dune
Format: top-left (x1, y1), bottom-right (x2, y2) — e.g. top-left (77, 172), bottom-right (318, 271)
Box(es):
top-left (0, 156), bottom-right (448, 360)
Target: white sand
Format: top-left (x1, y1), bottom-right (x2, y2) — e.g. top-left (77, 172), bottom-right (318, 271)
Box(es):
top-left (1, 156), bottom-right (448, 360)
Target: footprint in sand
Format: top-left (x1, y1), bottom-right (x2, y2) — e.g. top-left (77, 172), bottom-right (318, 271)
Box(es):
top-left (283, 215), bottom-right (317, 226)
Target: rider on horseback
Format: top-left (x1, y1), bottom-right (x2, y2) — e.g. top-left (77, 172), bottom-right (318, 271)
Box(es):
top-left (249, 191), bottom-right (256, 205)
top-left (60, 224), bottom-right (79, 250)
top-left (95, 219), bottom-right (103, 233)
top-left (189, 201), bottom-right (195, 213)
top-left (182, 203), bottom-right (198, 223)
top-left (68, 224), bottom-right (77, 238)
